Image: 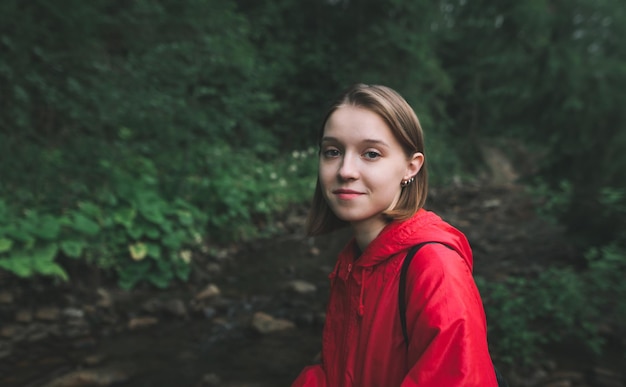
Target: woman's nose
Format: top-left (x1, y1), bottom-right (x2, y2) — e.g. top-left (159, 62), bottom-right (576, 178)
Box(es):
top-left (338, 154), bottom-right (359, 180)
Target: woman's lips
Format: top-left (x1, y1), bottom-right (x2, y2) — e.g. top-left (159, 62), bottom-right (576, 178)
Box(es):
top-left (333, 189), bottom-right (364, 200)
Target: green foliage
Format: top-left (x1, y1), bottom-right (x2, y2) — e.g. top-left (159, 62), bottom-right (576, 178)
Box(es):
top-left (0, 171), bottom-right (208, 289)
top-left (0, 6), bottom-right (624, 368)
top-left (236, 0), bottom-right (452, 148)
top-left (183, 145), bottom-right (318, 242)
top-left (479, 244), bottom-right (626, 365)
top-left (438, 0), bottom-right (626, 245)
top-left (584, 245), bottom-right (626, 336)
top-left (528, 180), bottom-right (573, 222)
top-left (0, 140), bottom-right (318, 287)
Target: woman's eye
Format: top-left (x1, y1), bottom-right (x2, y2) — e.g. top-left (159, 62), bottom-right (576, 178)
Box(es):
top-left (322, 149), bottom-right (341, 158)
top-left (363, 151), bottom-right (381, 160)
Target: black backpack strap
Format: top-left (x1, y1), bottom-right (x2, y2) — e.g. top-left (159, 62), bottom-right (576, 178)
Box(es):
top-left (495, 367), bottom-right (509, 387)
top-left (399, 242), bottom-right (442, 346)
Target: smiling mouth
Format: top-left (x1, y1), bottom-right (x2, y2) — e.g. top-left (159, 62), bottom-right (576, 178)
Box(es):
top-left (333, 189), bottom-right (364, 200)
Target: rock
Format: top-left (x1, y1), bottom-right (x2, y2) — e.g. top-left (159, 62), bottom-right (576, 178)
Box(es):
top-left (482, 198), bottom-right (501, 208)
top-left (195, 284), bottom-right (221, 300)
top-left (213, 249), bottom-right (229, 261)
top-left (202, 306), bottom-right (217, 319)
top-left (212, 317), bottom-right (231, 329)
top-left (205, 262), bottom-right (222, 275)
top-left (62, 307), bottom-right (85, 320)
top-left (141, 297), bottom-right (187, 317)
top-left (548, 370), bottom-right (584, 383)
top-left (197, 372), bottom-right (221, 386)
top-left (163, 299), bottom-right (188, 318)
top-left (41, 366), bottom-right (133, 387)
top-left (71, 336), bottom-right (98, 349)
top-left (20, 323), bottom-right (57, 342)
top-left (141, 298), bottom-right (164, 314)
top-left (96, 288), bottom-right (113, 308)
top-left (83, 305), bottom-right (97, 315)
top-left (65, 320), bottom-right (92, 338)
top-left (0, 291), bottom-right (13, 303)
top-left (542, 370), bottom-right (585, 387)
top-left (128, 316), bottom-right (159, 330)
top-left (83, 354), bottom-right (107, 366)
top-left (15, 309), bottom-right (33, 323)
top-left (544, 381), bottom-right (572, 387)
top-left (35, 306), bottom-right (61, 321)
top-left (589, 367), bottom-right (625, 387)
top-left (0, 324), bottom-right (21, 338)
top-left (6, 324), bottom-right (27, 342)
top-left (286, 280), bottom-right (317, 294)
top-left (0, 340), bottom-right (12, 359)
top-left (250, 311), bottom-right (295, 334)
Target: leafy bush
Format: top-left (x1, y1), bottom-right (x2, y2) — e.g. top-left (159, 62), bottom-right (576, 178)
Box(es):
top-left (0, 170), bottom-right (207, 289)
top-left (479, 244), bottom-right (626, 366)
top-left (0, 144), bottom-right (318, 288)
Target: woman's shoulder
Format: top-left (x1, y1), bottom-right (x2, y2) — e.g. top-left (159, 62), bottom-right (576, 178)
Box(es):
top-left (406, 242), bottom-right (470, 280)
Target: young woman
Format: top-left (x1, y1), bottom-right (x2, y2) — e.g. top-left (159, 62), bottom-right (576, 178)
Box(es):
top-left (292, 84), bottom-right (498, 386)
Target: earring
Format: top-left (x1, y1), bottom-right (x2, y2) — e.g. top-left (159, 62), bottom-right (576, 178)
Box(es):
top-left (401, 177), bottom-right (415, 188)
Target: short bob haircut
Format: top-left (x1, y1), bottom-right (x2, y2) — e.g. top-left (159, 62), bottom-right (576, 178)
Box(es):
top-left (306, 83), bottom-right (429, 236)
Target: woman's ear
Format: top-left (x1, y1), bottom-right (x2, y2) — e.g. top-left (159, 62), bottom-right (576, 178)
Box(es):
top-left (405, 152), bottom-right (424, 180)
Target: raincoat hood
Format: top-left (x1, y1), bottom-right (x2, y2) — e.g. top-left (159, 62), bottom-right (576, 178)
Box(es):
top-left (347, 208), bottom-right (473, 271)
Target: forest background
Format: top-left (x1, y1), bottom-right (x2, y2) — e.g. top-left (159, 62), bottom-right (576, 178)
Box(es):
top-left (1, 0), bottom-right (625, 368)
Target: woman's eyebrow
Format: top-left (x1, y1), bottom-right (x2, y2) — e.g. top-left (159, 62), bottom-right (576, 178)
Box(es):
top-left (321, 136), bottom-right (390, 148)
top-left (361, 139), bottom-right (391, 148)
top-left (320, 136), bottom-right (337, 143)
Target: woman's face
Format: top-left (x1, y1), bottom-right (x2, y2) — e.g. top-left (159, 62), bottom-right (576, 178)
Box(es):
top-left (319, 105), bottom-right (423, 234)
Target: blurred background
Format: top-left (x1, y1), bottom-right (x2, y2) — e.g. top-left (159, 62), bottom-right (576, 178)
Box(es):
top-left (0, 0), bottom-right (625, 386)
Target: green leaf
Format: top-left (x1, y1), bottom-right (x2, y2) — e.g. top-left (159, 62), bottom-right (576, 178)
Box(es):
top-left (33, 259), bottom-right (68, 280)
top-left (113, 207), bottom-right (136, 228)
top-left (162, 231), bottom-right (186, 249)
top-left (127, 226), bottom-right (143, 239)
top-left (129, 243), bottom-right (148, 261)
top-left (37, 244), bottom-right (59, 261)
top-left (71, 213), bottom-right (101, 236)
top-left (0, 238), bottom-right (13, 253)
top-left (146, 243), bottom-right (161, 259)
top-left (117, 260), bottom-right (151, 290)
top-left (139, 204), bottom-right (166, 225)
top-left (177, 210), bottom-right (194, 226)
top-left (0, 253), bottom-right (32, 278)
top-left (151, 274), bottom-right (170, 288)
top-left (172, 255), bottom-right (191, 280)
top-left (158, 219), bottom-right (173, 233)
top-left (148, 267), bottom-right (172, 289)
top-left (32, 215), bottom-right (61, 240)
top-left (145, 226), bottom-right (160, 239)
top-left (7, 228), bottom-right (36, 245)
top-left (60, 240), bottom-right (85, 258)
top-left (78, 201), bottom-right (101, 217)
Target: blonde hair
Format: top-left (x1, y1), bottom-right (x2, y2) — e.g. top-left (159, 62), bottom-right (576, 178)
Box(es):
top-left (306, 84), bottom-right (428, 236)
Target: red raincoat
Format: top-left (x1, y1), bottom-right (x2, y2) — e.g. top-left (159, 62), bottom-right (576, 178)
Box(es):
top-left (292, 209), bottom-right (498, 387)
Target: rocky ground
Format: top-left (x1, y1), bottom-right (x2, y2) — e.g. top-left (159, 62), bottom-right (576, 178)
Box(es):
top-left (0, 182), bottom-right (624, 387)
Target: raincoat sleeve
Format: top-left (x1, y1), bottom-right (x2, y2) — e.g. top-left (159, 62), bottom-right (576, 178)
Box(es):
top-left (400, 245), bottom-right (498, 387)
top-left (291, 364), bottom-right (327, 387)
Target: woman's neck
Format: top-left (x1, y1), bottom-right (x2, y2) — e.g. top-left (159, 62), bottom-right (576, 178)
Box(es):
top-left (352, 217), bottom-right (388, 251)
